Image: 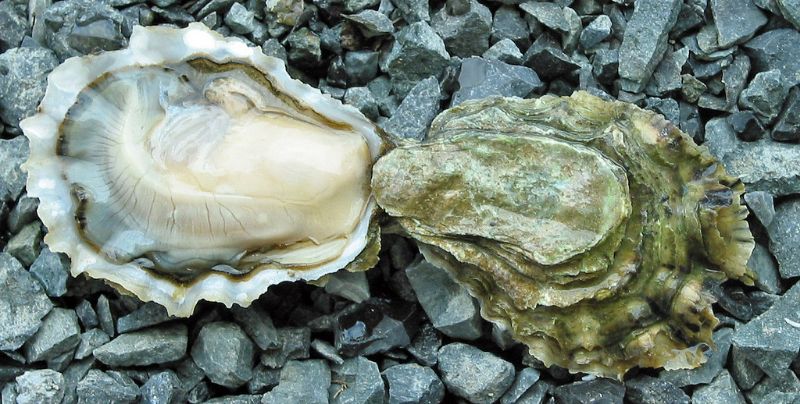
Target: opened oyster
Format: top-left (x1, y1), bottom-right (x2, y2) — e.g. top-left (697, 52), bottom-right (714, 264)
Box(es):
top-left (22, 23), bottom-right (385, 316)
top-left (372, 93), bottom-right (755, 378)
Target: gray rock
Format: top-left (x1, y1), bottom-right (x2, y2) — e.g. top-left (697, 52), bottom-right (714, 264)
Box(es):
top-left (344, 10), bottom-right (394, 38)
top-left (247, 364), bottom-right (280, 394)
top-left (499, 368), bottom-right (540, 404)
top-left (76, 370), bottom-right (139, 404)
top-left (192, 322), bottom-right (254, 388)
top-left (343, 0), bottom-right (379, 13)
top-left (482, 38), bottom-right (523, 65)
top-left (618, 0), bottom-right (681, 92)
top-left (519, 2), bottom-right (582, 52)
top-left (344, 51), bottom-right (379, 87)
top-left (96, 295), bottom-right (115, 337)
top-left (140, 370), bottom-right (184, 404)
top-left (260, 327), bottom-right (310, 368)
top-left (0, 47), bottom-right (58, 128)
top-left (744, 29), bottom-right (800, 86)
top-left (174, 357), bottom-right (205, 394)
top-left (405, 260), bottom-right (482, 340)
top-left (383, 21), bottom-right (450, 97)
top-left (381, 76), bottom-right (441, 141)
top-left (730, 344), bottom-right (765, 390)
top-left (329, 357), bottom-right (383, 404)
top-left (262, 38), bottom-right (287, 62)
top-left (747, 369), bottom-right (800, 402)
top-left (59, 357), bottom-right (93, 404)
top-left (1, 382), bottom-right (17, 403)
top-left (451, 56), bottom-right (542, 107)
top-left (15, 369), bottom-right (65, 404)
top-left (768, 199), bottom-right (800, 279)
top-left (728, 111), bottom-right (765, 141)
top-left (74, 329), bottom-right (109, 360)
top-left (206, 394), bottom-right (261, 404)
top-left (437, 342), bottom-right (514, 403)
top-left (186, 381), bottom-right (210, 403)
top-left (745, 191), bottom-right (776, 228)
top-left (93, 323), bottom-right (187, 367)
top-left (773, 86), bottom-right (800, 141)
top-left (551, 379), bottom-right (625, 404)
top-left (383, 363), bottom-right (445, 404)
top-left (406, 323), bottom-right (442, 366)
top-left (286, 28), bottom-right (322, 68)
top-left (752, 0), bottom-right (782, 13)
top-left (431, 0), bottom-right (493, 58)
top-left (592, 48), bottom-right (619, 85)
top-left (491, 6), bottom-right (530, 49)
top-left (28, 247), bottom-right (69, 298)
top-left (711, 0), bottom-right (768, 47)
top-left (0, 137), bottom-right (28, 203)
top-left (732, 281), bottom-right (800, 378)
top-left (692, 370), bottom-right (746, 404)
top-left (739, 69), bottom-right (789, 121)
top-left (324, 270), bottom-right (371, 303)
top-left (344, 87), bottom-right (380, 121)
top-left (40, 0), bottom-right (129, 62)
top-left (391, 0), bottom-right (429, 23)
top-left (703, 117), bottom-right (800, 196)
top-left (660, 327), bottom-right (733, 386)
top-left (224, 2), bottom-right (255, 34)
top-left (6, 194), bottom-right (39, 234)
top-left (311, 339), bottom-right (344, 366)
top-left (116, 301), bottom-right (173, 334)
top-left (262, 360), bottom-right (331, 404)
top-left (776, 0), bottom-right (800, 30)
top-left (5, 221), bottom-right (43, 267)
top-left (231, 304), bottom-right (279, 351)
top-left (722, 54), bottom-right (751, 111)
top-left (748, 243), bottom-right (782, 294)
top-left (579, 15), bottom-right (611, 49)
top-left (151, 6), bottom-right (194, 26)
top-left (0, 1), bottom-right (27, 52)
top-left (644, 97), bottom-right (680, 125)
top-left (523, 33), bottom-right (580, 81)
top-left (0, 253), bottom-right (52, 351)
top-left (625, 375), bottom-right (688, 404)
top-left (24, 308), bottom-right (80, 363)
top-left (679, 101), bottom-right (704, 141)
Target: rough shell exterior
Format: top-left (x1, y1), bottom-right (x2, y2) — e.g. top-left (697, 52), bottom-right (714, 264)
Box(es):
top-left (372, 92), bottom-right (755, 378)
top-left (21, 23), bottom-right (385, 317)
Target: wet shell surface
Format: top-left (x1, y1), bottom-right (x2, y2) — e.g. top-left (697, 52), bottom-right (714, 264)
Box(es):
top-left (22, 23), bottom-right (385, 317)
top-left (372, 92), bottom-right (755, 378)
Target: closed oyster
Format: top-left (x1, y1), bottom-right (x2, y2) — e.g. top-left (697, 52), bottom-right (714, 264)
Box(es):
top-left (22, 23), bottom-right (385, 316)
top-left (372, 92), bottom-right (755, 378)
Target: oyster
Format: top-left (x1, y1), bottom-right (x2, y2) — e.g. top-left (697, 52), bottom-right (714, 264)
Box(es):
top-left (372, 93), bottom-right (755, 378)
top-left (22, 23), bottom-right (385, 316)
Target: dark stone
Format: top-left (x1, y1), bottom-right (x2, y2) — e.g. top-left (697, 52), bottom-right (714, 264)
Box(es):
top-left (499, 368), bottom-right (540, 404)
top-left (6, 194), bottom-right (39, 234)
top-left (246, 364), bottom-right (280, 394)
top-left (728, 111), bottom-right (766, 141)
top-left (482, 38), bottom-right (522, 65)
top-left (551, 379), bottom-right (625, 404)
top-left (711, 0), bottom-right (768, 47)
top-left (328, 357), bottom-right (383, 404)
top-left (344, 87), bottom-right (380, 121)
top-left (230, 304), bottom-right (279, 351)
top-left (618, 0), bottom-right (682, 92)
top-left (0, 253), bottom-right (52, 351)
top-left (262, 38), bottom-right (287, 62)
top-left (644, 97), bottom-right (680, 125)
top-left (76, 370), bottom-right (139, 404)
top-left (671, 1), bottom-right (705, 38)
top-left (15, 369), bottom-right (65, 404)
top-left (625, 375), bottom-right (689, 404)
top-left (262, 360), bottom-right (330, 404)
top-left (739, 69), bottom-right (789, 121)
top-left (580, 15), bottom-right (611, 49)
top-left (382, 21), bottom-right (449, 97)
top-left (747, 369), bottom-right (800, 402)
top-left (74, 329), bottom-right (109, 360)
top-left (406, 322), bottom-right (442, 367)
top-left (0, 137), bottom-right (28, 203)
top-left (722, 54), bottom-right (751, 110)
top-left (689, 54), bottom-right (734, 80)
top-left (93, 323), bottom-right (187, 367)
top-left (381, 76), bottom-right (440, 141)
top-left (744, 29), bottom-right (800, 87)
top-left (5, 222), bottom-right (43, 267)
top-left (772, 86), bottom-right (800, 141)
top-left (344, 51), bottom-right (379, 86)
top-left (343, 0), bottom-right (379, 13)
top-left (40, 0), bottom-right (129, 62)
top-left (286, 28), bottom-right (322, 68)
top-left (191, 322), bottom-right (255, 388)
top-left (679, 101), bottom-right (703, 141)
top-left (391, 0), bottom-right (429, 23)
top-left (747, 243), bottom-right (782, 294)
top-left (0, 46), bottom-right (58, 127)
top-left (150, 6), bottom-right (195, 26)
top-left (224, 2), bottom-right (255, 34)
top-left (327, 56), bottom-right (348, 88)
top-left (660, 327), bottom-right (733, 386)
top-left (491, 5), bottom-right (530, 49)
top-left (96, 295), bottom-right (115, 337)
top-left (116, 302), bottom-right (173, 334)
top-left (334, 298), bottom-right (422, 357)
top-left (310, 339), bottom-right (344, 366)
top-left (777, 0), bottom-right (800, 30)
top-left (519, 2), bottom-right (582, 52)
top-left (344, 10), bottom-right (394, 38)
top-left (23, 308), bottom-right (79, 363)
top-left (730, 344), bottom-right (765, 390)
top-left (75, 300), bottom-right (98, 330)
top-left (451, 56), bottom-right (542, 107)
top-left (732, 281), bottom-right (800, 378)
top-left (768, 199), bottom-right (800, 279)
top-left (714, 285), bottom-right (754, 321)
top-left (431, 0), bottom-right (492, 58)
top-left (260, 327), bottom-right (311, 368)
top-left (437, 342), bottom-right (514, 403)
top-left (523, 33), bottom-right (580, 81)
top-left (383, 363), bottom-right (445, 404)
top-left (592, 48), bottom-right (619, 85)
top-left (692, 370), bottom-right (747, 404)
top-left (644, 47), bottom-right (688, 96)
top-left (703, 118), bottom-right (800, 196)
top-left (0, 1), bottom-right (27, 52)
top-left (140, 371), bottom-right (184, 404)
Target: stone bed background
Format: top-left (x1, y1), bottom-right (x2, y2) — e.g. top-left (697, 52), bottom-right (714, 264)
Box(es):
top-left (0, 0), bottom-right (799, 403)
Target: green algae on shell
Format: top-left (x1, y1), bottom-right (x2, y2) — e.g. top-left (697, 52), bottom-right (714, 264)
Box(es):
top-left (371, 92), bottom-right (755, 378)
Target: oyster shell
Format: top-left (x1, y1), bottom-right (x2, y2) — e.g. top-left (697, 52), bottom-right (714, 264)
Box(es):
top-left (22, 23), bottom-right (385, 316)
top-left (372, 93), bottom-right (755, 378)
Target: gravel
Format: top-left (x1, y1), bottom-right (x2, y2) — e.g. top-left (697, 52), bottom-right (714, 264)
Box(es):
top-left (383, 363), bottom-right (445, 404)
top-left (191, 322), bottom-right (255, 388)
top-left (92, 323), bottom-right (187, 367)
top-left (437, 342), bottom-right (515, 403)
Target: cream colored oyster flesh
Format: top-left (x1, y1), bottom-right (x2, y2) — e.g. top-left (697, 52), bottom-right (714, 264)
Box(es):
top-left (22, 23), bottom-right (384, 316)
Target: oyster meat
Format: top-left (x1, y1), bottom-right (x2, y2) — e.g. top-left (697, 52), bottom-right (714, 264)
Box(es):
top-left (372, 93), bottom-right (755, 378)
top-left (22, 23), bottom-right (385, 316)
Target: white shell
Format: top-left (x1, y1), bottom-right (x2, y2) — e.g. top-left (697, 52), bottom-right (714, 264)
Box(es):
top-left (21, 23), bottom-right (384, 316)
